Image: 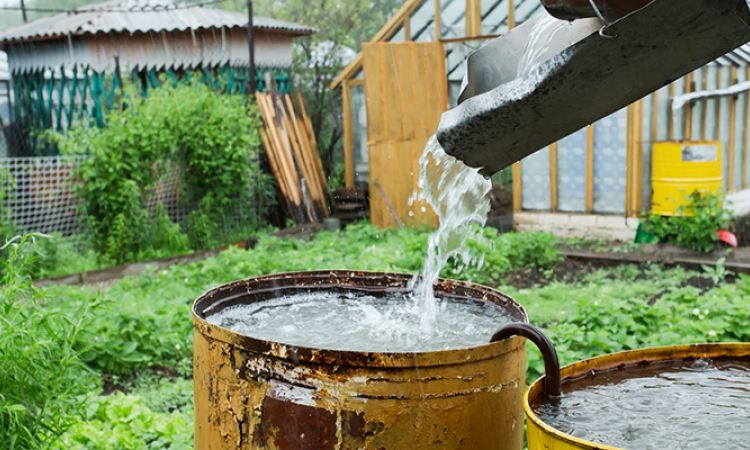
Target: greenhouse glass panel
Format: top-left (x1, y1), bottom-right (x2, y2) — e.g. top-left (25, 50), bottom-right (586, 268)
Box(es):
top-left (411, 0), bottom-right (437, 42)
top-left (642, 93), bottom-right (654, 211)
top-left (350, 85), bottom-right (369, 187)
top-left (719, 67), bottom-right (732, 190)
top-left (440, 0), bottom-right (466, 39)
top-left (522, 147), bottom-right (551, 211)
top-left (557, 128), bottom-right (588, 213)
top-left (593, 108), bottom-right (628, 214)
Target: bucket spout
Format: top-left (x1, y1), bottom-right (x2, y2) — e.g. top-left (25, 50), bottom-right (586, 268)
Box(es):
top-left (436, 0), bottom-right (750, 176)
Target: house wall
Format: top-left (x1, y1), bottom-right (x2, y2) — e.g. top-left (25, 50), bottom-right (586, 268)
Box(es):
top-left (5, 28), bottom-right (293, 73)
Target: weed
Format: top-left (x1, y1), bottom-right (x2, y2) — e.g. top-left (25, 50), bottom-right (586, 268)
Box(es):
top-left (643, 190), bottom-right (735, 252)
top-left (0, 235), bottom-right (102, 449)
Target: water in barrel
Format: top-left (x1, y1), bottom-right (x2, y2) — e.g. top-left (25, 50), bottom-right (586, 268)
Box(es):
top-left (206, 290), bottom-right (517, 352)
top-left (533, 358), bottom-right (750, 450)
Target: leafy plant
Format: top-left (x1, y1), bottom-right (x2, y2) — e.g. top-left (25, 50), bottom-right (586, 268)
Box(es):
top-left (49, 79), bottom-right (274, 264)
top-left (643, 190), bottom-right (734, 252)
top-left (52, 391), bottom-right (193, 450)
top-left (0, 235), bottom-right (101, 449)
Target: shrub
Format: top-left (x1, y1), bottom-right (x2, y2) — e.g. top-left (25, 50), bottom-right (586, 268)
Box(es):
top-left (643, 190), bottom-right (734, 252)
top-left (49, 80), bottom-right (275, 264)
top-left (0, 235), bottom-right (101, 449)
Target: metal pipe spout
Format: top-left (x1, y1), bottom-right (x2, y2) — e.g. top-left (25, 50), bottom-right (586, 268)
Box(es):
top-left (436, 0), bottom-right (750, 176)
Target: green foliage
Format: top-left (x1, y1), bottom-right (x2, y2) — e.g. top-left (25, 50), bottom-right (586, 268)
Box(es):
top-left (52, 391), bottom-right (193, 450)
top-left (0, 235), bottom-right (101, 449)
top-left (643, 190), bottom-right (735, 252)
top-left (50, 80), bottom-right (273, 264)
top-left (27, 225), bottom-right (750, 448)
top-left (506, 263), bottom-right (750, 384)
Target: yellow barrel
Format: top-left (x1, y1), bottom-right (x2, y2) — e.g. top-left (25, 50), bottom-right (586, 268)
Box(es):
top-left (651, 141), bottom-right (723, 216)
top-left (193, 270), bottom-right (529, 450)
top-left (525, 343), bottom-right (750, 450)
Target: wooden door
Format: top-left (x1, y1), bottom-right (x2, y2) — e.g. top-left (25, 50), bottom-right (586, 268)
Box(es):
top-left (362, 41), bottom-right (448, 229)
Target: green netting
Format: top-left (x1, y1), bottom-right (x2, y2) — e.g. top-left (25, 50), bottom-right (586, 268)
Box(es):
top-left (11, 65), bottom-right (292, 156)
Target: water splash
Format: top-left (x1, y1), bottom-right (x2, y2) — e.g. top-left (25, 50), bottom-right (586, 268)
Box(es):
top-left (411, 136), bottom-right (492, 333)
top-left (518, 14), bottom-right (574, 78)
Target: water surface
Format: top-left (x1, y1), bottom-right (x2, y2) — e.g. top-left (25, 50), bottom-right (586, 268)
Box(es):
top-left (206, 290), bottom-right (517, 352)
top-left (534, 358), bottom-right (750, 450)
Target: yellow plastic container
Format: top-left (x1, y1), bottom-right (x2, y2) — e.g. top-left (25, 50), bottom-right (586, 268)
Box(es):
top-left (651, 141), bottom-right (723, 216)
top-left (525, 343), bottom-right (750, 450)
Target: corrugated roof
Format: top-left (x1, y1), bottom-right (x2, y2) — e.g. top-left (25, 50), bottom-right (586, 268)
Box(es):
top-left (0, 0), bottom-right (316, 44)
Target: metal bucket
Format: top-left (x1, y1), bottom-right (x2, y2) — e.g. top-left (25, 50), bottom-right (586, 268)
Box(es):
top-left (525, 343), bottom-right (750, 450)
top-left (193, 270), bottom-right (530, 450)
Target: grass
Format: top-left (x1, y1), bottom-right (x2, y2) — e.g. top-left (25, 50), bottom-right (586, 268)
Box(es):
top-left (4, 223), bottom-right (750, 448)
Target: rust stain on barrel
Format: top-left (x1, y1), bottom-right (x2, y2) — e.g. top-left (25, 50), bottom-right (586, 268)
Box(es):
top-left (193, 270), bottom-right (529, 449)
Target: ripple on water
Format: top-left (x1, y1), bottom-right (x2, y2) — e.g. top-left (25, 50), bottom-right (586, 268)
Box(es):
top-left (534, 358), bottom-right (750, 450)
top-left (205, 290), bottom-right (518, 353)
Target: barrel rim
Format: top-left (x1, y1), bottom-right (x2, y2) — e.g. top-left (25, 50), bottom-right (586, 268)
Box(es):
top-left (192, 269), bottom-right (529, 368)
top-left (524, 342), bottom-right (750, 450)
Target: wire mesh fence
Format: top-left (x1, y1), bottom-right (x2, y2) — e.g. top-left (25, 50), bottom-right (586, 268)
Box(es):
top-left (1, 155), bottom-right (86, 236)
top-left (0, 155), bottom-right (260, 246)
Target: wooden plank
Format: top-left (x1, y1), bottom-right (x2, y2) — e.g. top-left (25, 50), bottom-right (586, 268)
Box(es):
top-left (343, 81), bottom-right (355, 188)
top-left (652, 89), bottom-right (659, 143)
top-left (381, 143), bottom-right (398, 229)
top-left (434, 0), bottom-right (441, 40)
top-left (362, 43), bottom-right (386, 144)
top-left (634, 100), bottom-right (644, 215)
top-left (423, 42), bottom-right (449, 133)
top-left (260, 129), bottom-right (290, 209)
top-left (295, 92), bottom-right (329, 195)
top-left (729, 66), bottom-right (738, 191)
top-left (410, 43), bottom-right (430, 140)
top-left (716, 67), bottom-right (723, 142)
top-left (512, 162), bottom-right (522, 213)
top-left (262, 94), bottom-right (303, 208)
top-left (381, 45), bottom-right (405, 142)
top-left (369, 143), bottom-right (384, 228)
top-left (396, 44), bottom-right (417, 141)
top-left (466, 0), bottom-right (482, 37)
top-left (668, 82), bottom-right (675, 140)
top-left (440, 35), bottom-right (500, 44)
top-left (702, 67), bottom-right (709, 139)
top-left (283, 95), bottom-right (325, 213)
top-left (549, 142), bottom-right (558, 212)
top-left (627, 101), bottom-right (644, 216)
top-left (258, 94), bottom-right (304, 222)
top-left (508, 0), bottom-right (516, 29)
top-left (348, 79), bottom-right (365, 87)
top-left (586, 124), bottom-right (595, 214)
top-left (404, 17), bottom-right (411, 41)
top-left (396, 140), bottom-right (415, 227)
top-left (626, 104), bottom-right (634, 215)
top-left (684, 72), bottom-right (694, 141)
top-left (287, 94), bottom-right (326, 207)
top-left (257, 93), bottom-right (300, 207)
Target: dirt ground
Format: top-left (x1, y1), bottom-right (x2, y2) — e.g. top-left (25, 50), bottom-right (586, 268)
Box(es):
top-left (502, 257), bottom-right (737, 291)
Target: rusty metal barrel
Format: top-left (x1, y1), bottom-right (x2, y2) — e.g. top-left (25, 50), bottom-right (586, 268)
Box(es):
top-left (525, 343), bottom-right (750, 450)
top-left (193, 270), bottom-right (529, 450)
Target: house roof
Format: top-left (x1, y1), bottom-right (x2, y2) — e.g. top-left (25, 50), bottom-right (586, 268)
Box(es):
top-left (0, 0), bottom-right (316, 44)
